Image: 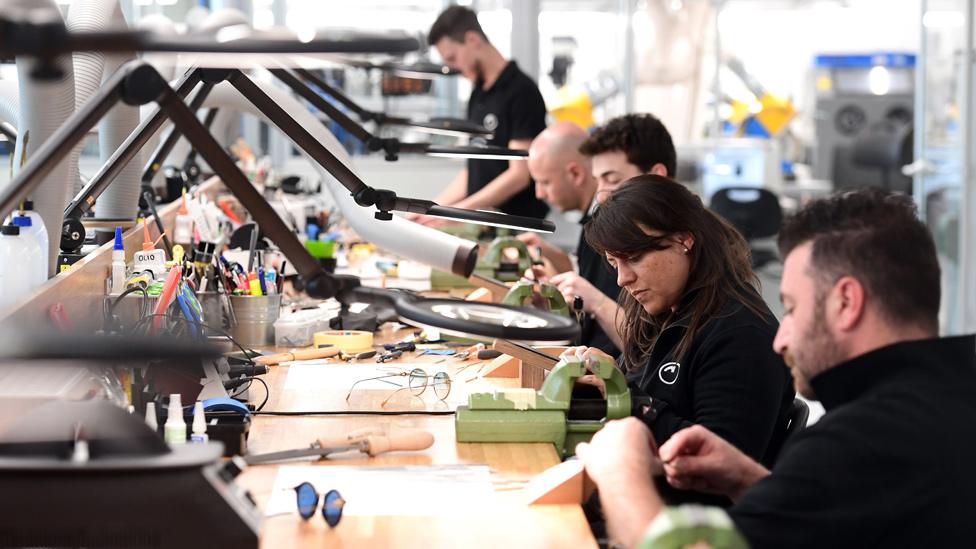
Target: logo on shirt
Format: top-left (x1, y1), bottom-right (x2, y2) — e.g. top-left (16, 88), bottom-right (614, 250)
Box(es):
top-left (658, 361), bottom-right (680, 385)
top-left (482, 113), bottom-right (499, 132)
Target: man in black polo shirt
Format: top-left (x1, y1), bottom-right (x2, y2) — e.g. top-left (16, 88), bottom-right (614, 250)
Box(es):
top-left (415, 5), bottom-right (548, 223)
top-left (519, 122), bottom-right (621, 357)
top-left (574, 188), bottom-right (976, 548)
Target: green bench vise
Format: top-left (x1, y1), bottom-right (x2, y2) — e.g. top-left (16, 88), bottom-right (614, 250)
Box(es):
top-left (455, 354), bottom-right (631, 456)
top-left (501, 279), bottom-right (570, 316)
top-left (473, 237), bottom-right (533, 283)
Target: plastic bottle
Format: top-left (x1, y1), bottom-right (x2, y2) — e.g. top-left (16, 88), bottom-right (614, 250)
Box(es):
top-left (145, 402), bottom-right (158, 433)
top-left (110, 226), bottom-right (127, 295)
top-left (17, 200), bottom-right (48, 277)
top-left (190, 401), bottom-right (209, 444)
top-left (10, 215), bottom-right (44, 289)
top-left (0, 224), bottom-right (32, 309)
top-left (173, 190), bottom-right (194, 247)
top-left (164, 393), bottom-right (186, 445)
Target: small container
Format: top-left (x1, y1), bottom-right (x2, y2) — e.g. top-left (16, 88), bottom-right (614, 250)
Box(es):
top-left (274, 308), bottom-right (336, 347)
top-left (229, 294), bottom-right (282, 346)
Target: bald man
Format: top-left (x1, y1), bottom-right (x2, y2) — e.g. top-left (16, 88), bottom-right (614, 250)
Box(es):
top-left (519, 122), bottom-right (623, 356)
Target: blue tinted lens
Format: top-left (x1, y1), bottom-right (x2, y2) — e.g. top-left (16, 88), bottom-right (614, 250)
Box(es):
top-left (295, 482), bottom-right (319, 520)
top-left (322, 489), bottom-right (345, 527)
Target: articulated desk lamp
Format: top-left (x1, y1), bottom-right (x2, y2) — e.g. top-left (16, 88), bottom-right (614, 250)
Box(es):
top-left (270, 66), bottom-right (526, 162)
top-left (1, 23), bottom-right (577, 343)
top-left (293, 60), bottom-right (494, 140)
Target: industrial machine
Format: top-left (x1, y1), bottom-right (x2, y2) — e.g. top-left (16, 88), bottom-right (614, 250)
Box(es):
top-left (455, 354), bottom-right (631, 456)
top-left (812, 53), bottom-right (915, 192)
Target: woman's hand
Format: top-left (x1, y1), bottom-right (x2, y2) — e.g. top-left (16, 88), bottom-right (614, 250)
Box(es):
top-left (550, 272), bottom-right (608, 315)
top-left (560, 346), bottom-right (616, 398)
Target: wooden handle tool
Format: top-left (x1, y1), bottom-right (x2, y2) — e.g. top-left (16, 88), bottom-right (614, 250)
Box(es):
top-left (254, 346), bottom-right (341, 366)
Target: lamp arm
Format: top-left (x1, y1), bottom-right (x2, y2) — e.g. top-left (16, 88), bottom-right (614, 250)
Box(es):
top-left (140, 76), bottom-right (214, 185)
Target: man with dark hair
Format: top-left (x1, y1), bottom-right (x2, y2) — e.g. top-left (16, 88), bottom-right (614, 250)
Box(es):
top-left (411, 5), bottom-right (548, 224)
top-left (579, 113), bottom-right (677, 202)
top-left (574, 188), bottom-right (976, 548)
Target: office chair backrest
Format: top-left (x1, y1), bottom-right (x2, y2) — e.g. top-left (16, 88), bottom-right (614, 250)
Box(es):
top-left (764, 397), bottom-right (811, 467)
top-left (709, 187), bottom-right (783, 241)
top-left (784, 397), bottom-right (810, 444)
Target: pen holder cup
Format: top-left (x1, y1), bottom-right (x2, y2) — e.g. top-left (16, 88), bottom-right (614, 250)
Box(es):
top-left (229, 294), bottom-right (282, 347)
top-left (196, 291), bottom-right (226, 331)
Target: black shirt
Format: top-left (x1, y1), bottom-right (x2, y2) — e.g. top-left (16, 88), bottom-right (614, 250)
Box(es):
top-left (630, 296), bottom-right (795, 505)
top-left (467, 61), bottom-right (549, 219)
top-left (577, 206), bottom-right (621, 358)
top-left (729, 335), bottom-right (976, 549)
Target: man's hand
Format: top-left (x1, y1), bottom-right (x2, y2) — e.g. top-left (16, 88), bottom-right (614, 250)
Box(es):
top-left (402, 213), bottom-right (452, 228)
top-left (516, 231), bottom-right (544, 249)
top-left (658, 425), bottom-right (770, 501)
top-left (517, 232), bottom-right (573, 274)
top-left (576, 418), bottom-right (664, 548)
top-left (550, 272), bottom-right (607, 314)
top-left (576, 417), bottom-right (659, 494)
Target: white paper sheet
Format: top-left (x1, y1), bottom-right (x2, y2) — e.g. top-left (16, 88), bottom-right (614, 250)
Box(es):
top-left (265, 464), bottom-right (496, 517)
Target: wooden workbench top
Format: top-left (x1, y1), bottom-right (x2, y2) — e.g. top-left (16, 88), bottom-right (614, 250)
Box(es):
top-left (237, 341), bottom-right (597, 548)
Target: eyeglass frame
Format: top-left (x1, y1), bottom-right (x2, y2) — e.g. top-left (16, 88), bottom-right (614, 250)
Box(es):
top-left (344, 367), bottom-right (452, 406)
top-left (292, 481), bottom-right (345, 526)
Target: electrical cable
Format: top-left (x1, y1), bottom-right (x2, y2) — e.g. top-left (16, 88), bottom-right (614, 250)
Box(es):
top-left (103, 285), bottom-right (150, 332)
top-left (252, 375), bottom-right (270, 411)
top-left (131, 312), bottom-right (254, 364)
top-left (230, 379), bottom-right (253, 400)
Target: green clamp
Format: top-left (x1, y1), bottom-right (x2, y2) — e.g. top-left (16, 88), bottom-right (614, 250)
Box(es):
top-left (474, 237), bottom-right (533, 282)
top-left (501, 280), bottom-right (569, 316)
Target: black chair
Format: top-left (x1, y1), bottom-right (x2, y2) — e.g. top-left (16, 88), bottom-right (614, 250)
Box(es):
top-left (783, 397), bottom-right (810, 444)
top-left (763, 397), bottom-right (811, 467)
top-left (709, 187), bottom-right (783, 269)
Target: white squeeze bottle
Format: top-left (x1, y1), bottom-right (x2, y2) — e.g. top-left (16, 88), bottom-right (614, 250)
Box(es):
top-left (0, 224), bottom-right (32, 309)
top-left (173, 190), bottom-right (194, 247)
top-left (10, 214), bottom-right (45, 288)
top-left (164, 393), bottom-right (187, 445)
top-left (190, 401), bottom-right (209, 443)
top-left (16, 201), bottom-right (48, 277)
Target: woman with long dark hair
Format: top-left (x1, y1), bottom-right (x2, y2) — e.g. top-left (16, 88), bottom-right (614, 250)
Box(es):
top-left (569, 175), bottom-right (794, 503)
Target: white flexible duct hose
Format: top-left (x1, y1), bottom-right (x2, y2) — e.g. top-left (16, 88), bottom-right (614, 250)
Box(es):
top-left (0, 81), bottom-right (19, 130)
top-left (135, 13), bottom-right (177, 83)
top-left (193, 8), bottom-right (249, 34)
top-left (68, 0), bottom-right (141, 219)
top-left (159, 8), bottom-right (252, 183)
top-left (200, 82), bottom-right (477, 276)
top-left (136, 13), bottom-right (178, 168)
top-left (5, 0), bottom-right (77, 277)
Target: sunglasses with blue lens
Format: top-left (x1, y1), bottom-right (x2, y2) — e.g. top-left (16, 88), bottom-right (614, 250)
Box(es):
top-left (294, 482), bottom-right (345, 526)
